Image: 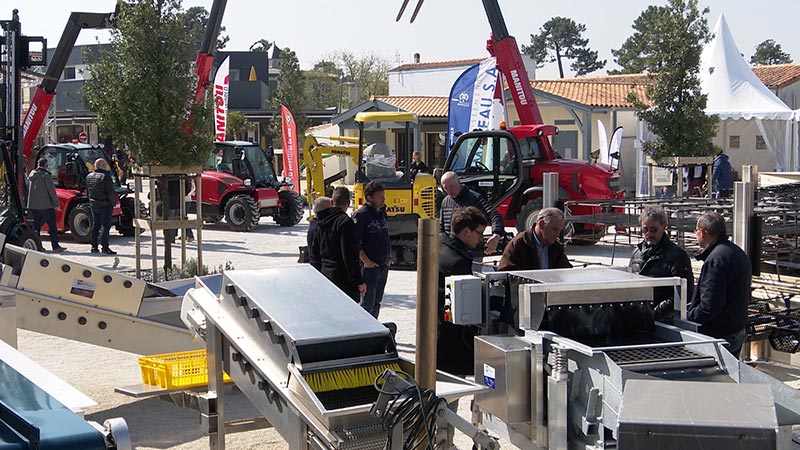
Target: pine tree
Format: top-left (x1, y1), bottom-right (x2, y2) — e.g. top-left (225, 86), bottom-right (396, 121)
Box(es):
top-left (522, 17), bottom-right (605, 78)
top-left (750, 39), bottom-right (792, 65)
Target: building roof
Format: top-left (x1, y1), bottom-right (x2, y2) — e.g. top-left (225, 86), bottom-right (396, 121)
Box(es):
top-left (751, 64), bottom-right (800, 89)
top-left (389, 58), bottom-right (484, 72)
top-left (375, 64), bottom-right (800, 116)
top-left (372, 96), bottom-right (449, 117)
top-left (531, 74), bottom-right (653, 109)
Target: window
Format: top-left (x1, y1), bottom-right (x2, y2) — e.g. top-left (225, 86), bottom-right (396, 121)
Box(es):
top-left (63, 67), bottom-right (76, 80)
top-left (729, 135), bottom-right (740, 149)
top-left (756, 135), bottom-right (767, 150)
top-left (56, 125), bottom-right (83, 143)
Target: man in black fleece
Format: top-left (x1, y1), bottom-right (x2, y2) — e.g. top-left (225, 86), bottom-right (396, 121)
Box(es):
top-left (688, 211), bottom-right (751, 357)
top-left (310, 187), bottom-right (365, 301)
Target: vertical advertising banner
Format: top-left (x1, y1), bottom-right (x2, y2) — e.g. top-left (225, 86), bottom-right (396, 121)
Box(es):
top-left (213, 56), bottom-right (230, 142)
top-left (280, 104), bottom-right (300, 194)
top-left (446, 57), bottom-right (499, 154)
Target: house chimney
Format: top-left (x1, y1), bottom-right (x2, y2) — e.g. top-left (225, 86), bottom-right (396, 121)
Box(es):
top-left (413, 53), bottom-right (420, 64)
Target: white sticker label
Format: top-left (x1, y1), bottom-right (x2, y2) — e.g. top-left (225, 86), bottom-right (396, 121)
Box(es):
top-left (70, 279), bottom-right (96, 299)
top-left (483, 364), bottom-right (496, 389)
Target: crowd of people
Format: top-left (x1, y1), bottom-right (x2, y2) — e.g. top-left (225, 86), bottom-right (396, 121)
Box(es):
top-left (26, 147), bottom-right (751, 364)
top-left (305, 170), bottom-right (752, 376)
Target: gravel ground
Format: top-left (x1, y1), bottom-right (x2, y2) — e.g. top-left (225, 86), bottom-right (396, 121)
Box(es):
top-left (9, 218), bottom-right (688, 449)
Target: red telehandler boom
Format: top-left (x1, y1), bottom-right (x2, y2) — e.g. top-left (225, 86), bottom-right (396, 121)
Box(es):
top-left (21, 10), bottom-right (116, 164)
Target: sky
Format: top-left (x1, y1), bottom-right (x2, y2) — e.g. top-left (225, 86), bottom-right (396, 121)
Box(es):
top-left (5, 0), bottom-right (800, 80)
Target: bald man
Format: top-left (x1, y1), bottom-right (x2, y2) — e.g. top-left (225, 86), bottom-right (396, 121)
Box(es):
top-left (439, 171), bottom-right (504, 254)
top-left (86, 158), bottom-right (117, 254)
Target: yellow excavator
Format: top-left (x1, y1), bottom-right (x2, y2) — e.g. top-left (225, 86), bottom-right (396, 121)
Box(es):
top-left (303, 112), bottom-right (436, 268)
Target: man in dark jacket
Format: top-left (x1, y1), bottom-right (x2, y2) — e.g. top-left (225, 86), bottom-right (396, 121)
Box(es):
top-left (27, 158), bottom-right (65, 252)
top-left (439, 171), bottom-right (504, 254)
top-left (712, 150), bottom-right (734, 198)
top-left (498, 207), bottom-right (571, 271)
top-left (437, 206), bottom-right (489, 375)
top-left (86, 158), bottom-right (117, 254)
top-left (688, 211), bottom-right (751, 357)
top-left (311, 187), bottom-right (365, 302)
top-left (354, 181), bottom-right (391, 318)
top-left (629, 206), bottom-right (694, 324)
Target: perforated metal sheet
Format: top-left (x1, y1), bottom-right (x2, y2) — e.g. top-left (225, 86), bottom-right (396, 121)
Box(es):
top-left (606, 345), bottom-right (709, 366)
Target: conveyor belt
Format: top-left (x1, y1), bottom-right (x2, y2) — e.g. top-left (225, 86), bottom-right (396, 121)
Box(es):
top-left (605, 345), bottom-right (718, 372)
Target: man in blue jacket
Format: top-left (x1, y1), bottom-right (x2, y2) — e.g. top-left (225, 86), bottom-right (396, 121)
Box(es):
top-left (354, 181), bottom-right (391, 318)
top-left (688, 211), bottom-right (751, 357)
top-left (712, 150), bottom-right (734, 198)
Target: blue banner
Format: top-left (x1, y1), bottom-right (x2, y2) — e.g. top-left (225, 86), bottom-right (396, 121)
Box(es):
top-left (447, 62), bottom-right (479, 155)
top-left (447, 57), bottom-right (499, 155)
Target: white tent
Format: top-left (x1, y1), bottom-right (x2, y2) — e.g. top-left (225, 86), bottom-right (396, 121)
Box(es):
top-left (700, 14), bottom-right (797, 171)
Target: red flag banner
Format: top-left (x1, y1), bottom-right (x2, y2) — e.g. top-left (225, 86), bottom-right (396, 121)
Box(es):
top-left (213, 56), bottom-right (231, 142)
top-left (280, 104), bottom-right (300, 193)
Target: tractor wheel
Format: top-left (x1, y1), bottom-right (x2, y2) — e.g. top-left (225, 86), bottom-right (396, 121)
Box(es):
top-left (224, 195), bottom-right (260, 231)
top-left (69, 203), bottom-right (93, 243)
top-left (8, 225), bottom-right (42, 251)
top-left (274, 190), bottom-right (304, 227)
top-left (516, 198), bottom-right (543, 233)
top-left (116, 197), bottom-right (141, 236)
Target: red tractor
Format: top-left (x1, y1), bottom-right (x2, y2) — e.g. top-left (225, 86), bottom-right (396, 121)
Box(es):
top-left (34, 142), bottom-right (138, 242)
top-left (195, 141), bottom-right (304, 231)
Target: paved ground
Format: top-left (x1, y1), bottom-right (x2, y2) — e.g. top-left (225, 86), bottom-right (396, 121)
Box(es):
top-left (12, 216), bottom-right (787, 449)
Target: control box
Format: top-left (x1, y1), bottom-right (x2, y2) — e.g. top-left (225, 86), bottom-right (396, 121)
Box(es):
top-left (445, 275), bottom-right (482, 325)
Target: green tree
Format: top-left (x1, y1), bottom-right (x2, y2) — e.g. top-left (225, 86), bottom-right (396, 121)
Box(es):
top-left (304, 60), bottom-right (343, 110)
top-left (522, 17), bottom-right (605, 78)
top-left (83, 0), bottom-right (214, 168)
top-left (183, 5), bottom-right (229, 51)
top-left (269, 47), bottom-right (307, 140)
top-left (750, 39), bottom-right (793, 65)
top-left (610, 5), bottom-right (671, 74)
top-left (625, 0), bottom-right (718, 160)
top-left (226, 111), bottom-right (251, 140)
top-left (83, 0), bottom-right (215, 271)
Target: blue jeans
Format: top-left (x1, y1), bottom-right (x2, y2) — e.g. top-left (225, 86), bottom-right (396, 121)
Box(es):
top-left (32, 209), bottom-right (59, 248)
top-left (91, 205), bottom-right (113, 250)
top-left (361, 265), bottom-right (388, 319)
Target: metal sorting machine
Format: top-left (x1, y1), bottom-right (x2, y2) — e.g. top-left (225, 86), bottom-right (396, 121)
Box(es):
top-left (0, 338), bottom-right (131, 450)
top-left (447, 267), bottom-right (800, 450)
top-left (0, 246), bottom-right (200, 355)
top-left (180, 266), bottom-right (487, 449)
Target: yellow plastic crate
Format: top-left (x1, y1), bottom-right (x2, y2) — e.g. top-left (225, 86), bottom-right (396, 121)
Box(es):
top-left (139, 350), bottom-right (232, 389)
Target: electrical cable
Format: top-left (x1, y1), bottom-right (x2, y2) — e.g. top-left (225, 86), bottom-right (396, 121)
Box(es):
top-left (375, 370), bottom-right (445, 450)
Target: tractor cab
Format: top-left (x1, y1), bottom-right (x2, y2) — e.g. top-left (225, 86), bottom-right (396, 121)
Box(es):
top-left (37, 142), bottom-right (127, 193)
top-left (209, 141), bottom-right (284, 190)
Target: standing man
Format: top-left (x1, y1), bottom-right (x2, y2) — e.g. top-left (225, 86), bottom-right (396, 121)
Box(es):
top-left (310, 187), bottom-right (366, 302)
top-left (27, 158), bottom-right (65, 252)
top-left (86, 158), bottom-right (117, 255)
top-left (712, 150), bottom-right (734, 198)
top-left (688, 211), bottom-right (751, 357)
top-left (307, 197), bottom-right (332, 247)
top-left (498, 207), bottom-right (571, 271)
top-left (353, 181), bottom-right (391, 318)
top-left (437, 206), bottom-right (489, 375)
top-left (439, 171), bottom-right (504, 254)
top-left (629, 206), bottom-right (694, 324)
